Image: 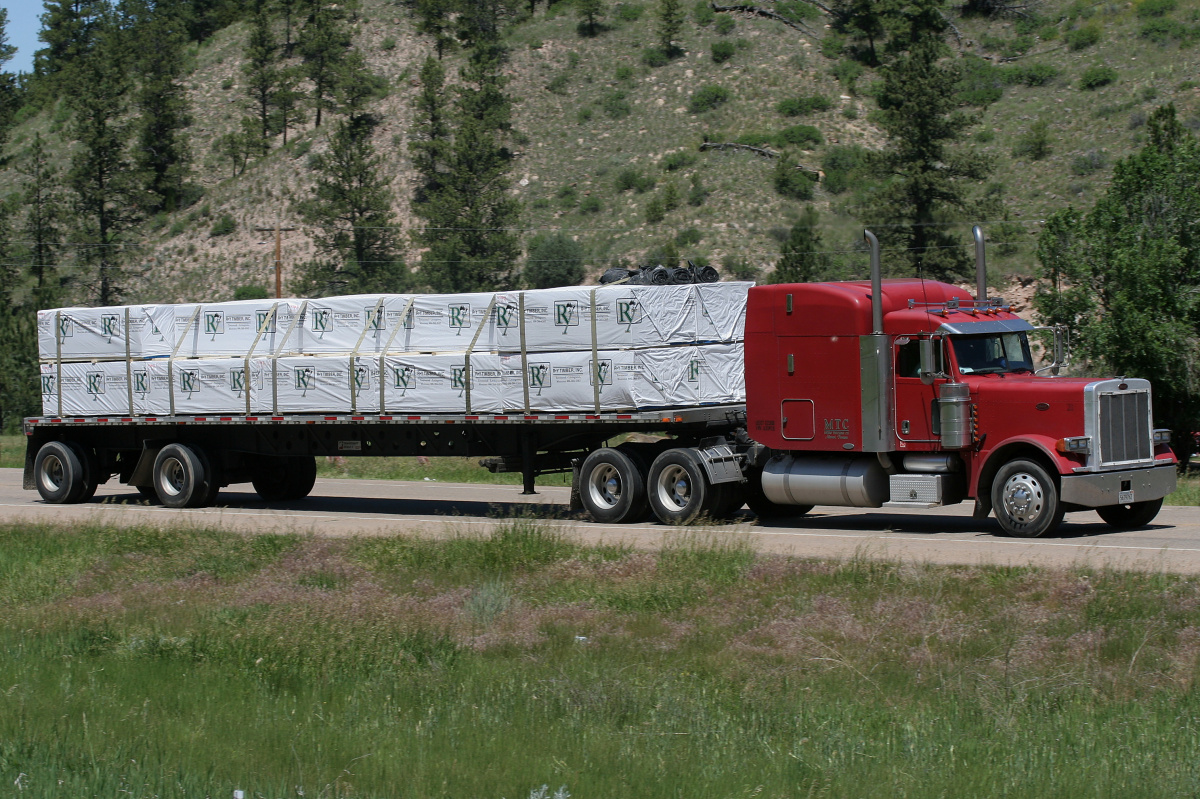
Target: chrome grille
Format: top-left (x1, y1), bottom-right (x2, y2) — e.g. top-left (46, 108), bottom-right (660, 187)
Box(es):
top-left (1098, 390), bottom-right (1151, 465)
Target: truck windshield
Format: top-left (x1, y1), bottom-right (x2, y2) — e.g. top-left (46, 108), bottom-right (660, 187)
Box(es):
top-left (951, 332), bottom-right (1035, 375)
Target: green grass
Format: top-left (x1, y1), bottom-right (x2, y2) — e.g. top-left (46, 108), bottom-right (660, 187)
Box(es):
top-left (3, 520), bottom-right (1200, 796)
top-left (316, 454), bottom-right (572, 486)
top-left (0, 435), bottom-right (25, 468)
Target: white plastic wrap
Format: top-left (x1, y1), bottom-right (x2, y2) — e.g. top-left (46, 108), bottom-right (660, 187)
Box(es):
top-left (380, 353), bottom-right (505, 414)
top-left (169, 300), bottom-right (304, 358)
top-left (148, 358), bottom-right (272, 415)
top-left (37, 305), bottom-right (175, 361)
top-left (40, 361), bottom-right (171, 416)
top-left (271, 356), bottom-right (381, 414)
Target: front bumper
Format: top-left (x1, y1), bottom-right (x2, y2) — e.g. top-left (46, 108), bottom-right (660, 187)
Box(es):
top-left (1060, 464), bottom-right (1177, 508)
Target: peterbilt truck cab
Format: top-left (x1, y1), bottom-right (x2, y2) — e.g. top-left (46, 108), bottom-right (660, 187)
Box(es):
top-left (743, 229), bottom-right (1177, 536)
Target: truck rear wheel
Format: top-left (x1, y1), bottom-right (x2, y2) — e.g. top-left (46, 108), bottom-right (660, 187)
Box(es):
top-left (991, 458), bottom-right (1064, 537)
top-left (1097, 498), bottom-right (1163, 530)
top-left (579, 448), bottom-right (649, 523)
top-left (647, 448), bottom-right (715, 525)
top-left (153, 443), bottom-right (215, 509)
top-left (34, 441), bottom-right (89, 504)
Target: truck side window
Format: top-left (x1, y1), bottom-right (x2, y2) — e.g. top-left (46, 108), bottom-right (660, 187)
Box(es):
top-left (896, 340), bottom-right (922, 378)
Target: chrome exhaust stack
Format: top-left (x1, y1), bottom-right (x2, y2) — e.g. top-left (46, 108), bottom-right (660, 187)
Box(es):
top-left (972, 225), bottom-right (987, 305)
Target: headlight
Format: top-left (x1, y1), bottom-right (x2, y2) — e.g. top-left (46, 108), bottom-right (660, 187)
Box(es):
top-left (1056, 436), bottom-right (1092, 454)
top-left (1153, 429), bottom-right (1172, 444)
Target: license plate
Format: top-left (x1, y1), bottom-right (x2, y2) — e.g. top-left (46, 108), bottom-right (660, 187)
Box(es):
top-left (1118, 489), bottom-right (1134, 503)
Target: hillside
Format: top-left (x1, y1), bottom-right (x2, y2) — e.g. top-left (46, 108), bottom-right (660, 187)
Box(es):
top-left (2, 0), bottom-right (1199, 303)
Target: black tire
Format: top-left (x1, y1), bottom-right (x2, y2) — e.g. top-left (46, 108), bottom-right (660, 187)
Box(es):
top-left (579, 447), bottom-right (649, 523)
top-left (1097, 498), bottom-right (1163, 530)
top-left (285, 456), bottom-right (317, 500)
top-left (68, 442), bottom-right (101, 502)
top-left (710, 481), bottom-right (747, 520)
top-left (647, 448), bottom-right (716, 525)
top-left (253, 455), bottom-right (316, 502)
top-left (33, 441), bottom-right (87, 504)
top-left (152, 443), bottom-right (213, 509)
top-left (991, 458), bottom-right (1065, 538)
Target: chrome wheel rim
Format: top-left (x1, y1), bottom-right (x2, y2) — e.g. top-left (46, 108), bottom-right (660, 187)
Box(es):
top-left (656, 464), bottom-right (692, 510)
top-left (1001, 470), bottom-right (1044, 525)
top-left (587, 463), bottom-right (623, 509)
top-left (38, 455), bottom-right (64, 492)
top-left (159, 458), bottom-right (186, 498)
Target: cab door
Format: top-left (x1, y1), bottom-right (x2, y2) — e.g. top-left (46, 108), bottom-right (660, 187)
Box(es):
top-left (893, 337), bottom-right (939, 448)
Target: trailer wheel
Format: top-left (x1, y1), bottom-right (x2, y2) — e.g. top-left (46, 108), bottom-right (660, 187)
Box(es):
top-left (991, 458), bottom-right (1064, 537)
top-left (253, 456), bottom-right (317, 501)
top-left (286, 456), bottom-right (317, 500)
top-left (648, 448), bottom-right (715, 525)
top-left (33, 441), bottom-right (88, 504)
top-left (1097, 498), bottom-right (1163, 530)
top-left (579, 448), bottom-right (649, 523)
top-left (153, 444), bottom-right (213, 509)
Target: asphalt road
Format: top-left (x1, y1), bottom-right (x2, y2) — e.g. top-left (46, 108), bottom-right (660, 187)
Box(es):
top-left (2, 467), bottom-right (1199, 573)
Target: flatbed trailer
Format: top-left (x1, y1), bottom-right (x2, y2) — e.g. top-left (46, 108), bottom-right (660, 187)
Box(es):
top-left (23, 404), bottom-right (751, 521)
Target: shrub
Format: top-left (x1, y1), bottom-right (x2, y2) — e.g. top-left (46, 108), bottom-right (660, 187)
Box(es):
top-left (1012, 119), bottom-right (1052, 160)
top-left (773, 157), bottom-right (814, 200)
top-left (602, 90), bottom-right (631, 118)
top-left (820, 144), bottom-right (869, 195)
top-left (831, 59), bottom-right (863, 93)
top-left (615, 168), bottom-right (655, 193)
top-left (524, 233), bottom-right (586, 288)
top-left (210, 214), bottom-right (236, 237)
top-left (1137, 0), bottom-right (1177, 18)
top-left (662, 151), bottom-right (698, 171)
top-left (661, 182), bottom-right (681, 210)
top-left (579, 195), bottom-right (603, 214)
top-left (615, 65), bottom-right (634, 81)
top-left (615, 2), bottom-right (644, 21)
top-left (577, 107), bottom-right (594, 123)
top-left (1141, 18), bottom-right (1187, 44)
top-left (1071, 150), bottom-right (1106, 175)
top-left (642, 47), bottom-right (670, 67)
top-left (556, 184), bottom-right (579, 208)
top-left (774, 124), bottom-right (823, 148)
top-left (711, 41), bottom-right (736, 63)
top-left (1066, 23), bottom-right (1101, 50)
top-left (381, 36), bottom-right (397, 51)
top-left (675, 227), bottom-right (702, 246)
top-left (722, 255), bottom-right (760, 281)
top-left (234, 285), bottom-right (269, 300)
top-left (694, 1), bottom-right (715, 25)
top-left (714, 14), bottom-right (735, 34)
top-left (775, 94), bottom-right (832, 116)
top-left (1079, 65), bottom-right (1117, 90)
top-left (688, 85), bottom-right (731, 113)
top-left (733, 132), bottom-right (774, 147)
top-left (644, 195), bottom-right (666, 223)
top-left (547, 73), bottom-right (570, 94)
top-left (687, 174), bottom-right (708, 206)
top-left (957, 55), bottom-right (1004, 106)
top-left (1003, 62), bottom-right (1059, 87)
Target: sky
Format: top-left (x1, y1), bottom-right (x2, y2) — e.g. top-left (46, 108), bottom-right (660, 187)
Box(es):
top-left (3, 2), bottom-right (42, 74)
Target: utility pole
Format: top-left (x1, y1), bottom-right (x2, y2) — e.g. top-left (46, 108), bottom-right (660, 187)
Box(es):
top-left (254, 224), bottom-right (300, 297)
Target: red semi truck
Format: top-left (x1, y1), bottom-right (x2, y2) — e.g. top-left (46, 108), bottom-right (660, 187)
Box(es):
top-left (24, 229), bottom-right (1177, 537)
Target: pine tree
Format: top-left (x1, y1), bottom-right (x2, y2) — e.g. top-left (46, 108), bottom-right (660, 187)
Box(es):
top-left (410, 56), bottom-right (451, 204)
top-left (0, 9), bottom-right (18, 149)
top-left (578, 0), bottom-right (605, 37)
top-left (129, 3), bottom-right (192, 213)
top-left (274, 0), bottom-right (302, 52)
top-left (272, 66), bottom-right (307, 146)
top-left (66, 22), bottom-right (139, 306)
top-left (20, 133), bottom-right (67, 306)
top-left (771, 206), bottom-right (827, 283)
top-left (35, 0), bottom-right (108, 86)
top-left (657, 0), bottom-right (684, 56)
top-left (413, 43), bottom-right (521, 292)
top-left (294, 117), bottom-right (404, 294)
top-left (1035, 105), bottom-right (1200, 463)
top-left (858, 0), bottom-right (993, 281)
top-left (334, 49), bottom-right (387, 124)
top-left (243, 10), bottom-right (280, 153)
top-left (298, 5), bottom-right (350, 127)
top-left (414, 0), bottom-right (456, 59)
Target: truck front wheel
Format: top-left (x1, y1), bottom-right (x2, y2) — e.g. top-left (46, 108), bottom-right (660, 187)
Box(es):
top-left (647, 448), bottom-right (715, 525)
top-left (991, 458), bottom-right (1064, 538)
top-left (579, 448), bottom-right (649, 523)
top-left (1097, 498), bottom-right (1163, 530)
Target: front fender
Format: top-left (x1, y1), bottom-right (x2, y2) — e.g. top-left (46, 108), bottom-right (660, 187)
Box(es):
top-left (970, 434), bottom-right (1076, 500)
